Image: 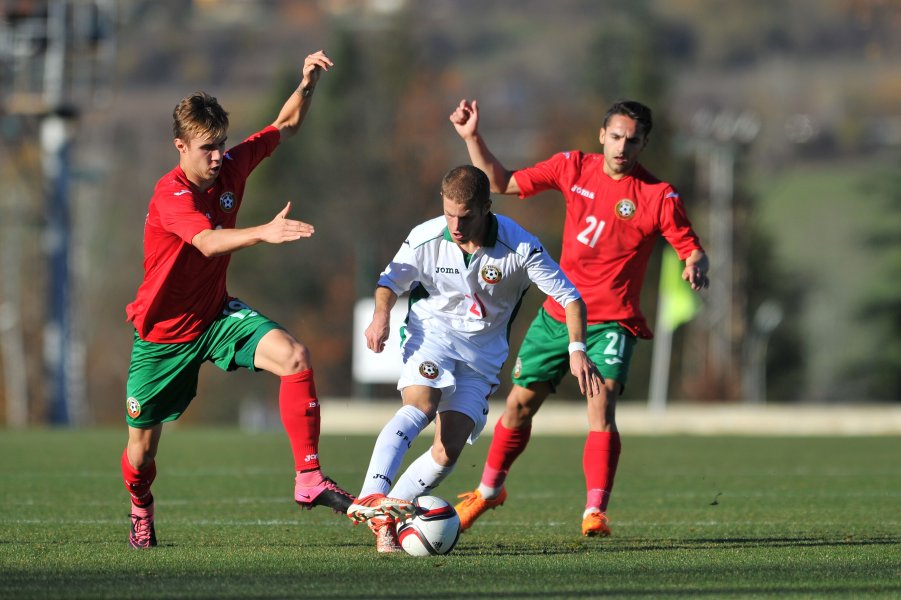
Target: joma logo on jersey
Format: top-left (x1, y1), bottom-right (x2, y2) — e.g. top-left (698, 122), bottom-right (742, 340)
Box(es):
top-left (435, 266), bottom-right (460, 274)
top-left (571, 185), bottom-right (595, 200)
top-left (219, 191), bottom-right (236, 212)
top-left (480, 265), bottom-right (502, 284)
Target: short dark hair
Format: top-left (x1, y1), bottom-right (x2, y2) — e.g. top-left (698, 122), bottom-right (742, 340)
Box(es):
top-left (441, 165), bottom-right (491, 208)
top-left (173, 92), bottom-right (229, 142)
top-left (603, 100), bottom-right (653, 136)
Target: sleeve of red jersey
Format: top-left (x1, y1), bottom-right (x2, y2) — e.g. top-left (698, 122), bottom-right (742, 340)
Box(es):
top-left (512, 151), bottom-right (577, 199)
top-left (156, 185), bottom-right (214, 244)
top-left (659, 186), bottom-right (705, 260)
top-left (225, 126), bottom-right (281, 176)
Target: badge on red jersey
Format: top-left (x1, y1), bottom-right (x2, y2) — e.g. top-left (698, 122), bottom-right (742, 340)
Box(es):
top-left (615, 198), bottom-right (636, 220)
top-left (219, 191), bottom-right (236, 213)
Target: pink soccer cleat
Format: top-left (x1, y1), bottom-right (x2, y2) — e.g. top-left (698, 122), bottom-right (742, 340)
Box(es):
top-left (129, 502), bottom-right (158, 549)
top-left (295, 476), bottom-right (355, 514)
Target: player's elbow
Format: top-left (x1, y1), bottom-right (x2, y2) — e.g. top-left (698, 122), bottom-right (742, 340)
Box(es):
top-left (191, 230), bottom-right (220, 258)
top-left (273, 120), bottom-right (300, 139)
top-left (563, 296), bottom-right (586, 312)
top-left (497, 172), bottom-right (519, 194)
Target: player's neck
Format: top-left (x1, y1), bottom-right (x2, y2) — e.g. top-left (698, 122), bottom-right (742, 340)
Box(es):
top-left (603, 163), bottom-right (637, 181)
top-left (180, 163), bottom-right (217, 192)
top-left (456, 240), bottom-right (481, 255)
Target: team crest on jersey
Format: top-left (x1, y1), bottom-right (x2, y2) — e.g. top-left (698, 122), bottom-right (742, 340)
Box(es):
top-left (615, 198), bottom-right (636, 220)
top-left (126, 397), bottom-right (141, 419)
top-left (480, 265), bottom-right (502, 284)
top-left (419, 361), bottom-right (440, 380)
top-left (219, 191), bottom-right (236, 212)
top-left (512, 356), bottom-right (523, 379)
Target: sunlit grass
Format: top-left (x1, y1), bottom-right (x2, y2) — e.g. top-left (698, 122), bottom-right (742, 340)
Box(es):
top-left (1, 429), bottom-right (899, 598)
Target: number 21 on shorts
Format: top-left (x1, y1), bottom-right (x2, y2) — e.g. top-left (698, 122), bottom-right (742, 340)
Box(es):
top-left (603, 331), bottom-right (625, 365)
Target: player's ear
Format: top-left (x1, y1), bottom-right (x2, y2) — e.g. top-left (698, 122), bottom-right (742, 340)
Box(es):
top-left (173, 137), bottom-right (188, 153)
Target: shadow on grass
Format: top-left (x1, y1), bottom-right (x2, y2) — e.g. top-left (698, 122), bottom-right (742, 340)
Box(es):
top-left (456, 533), bottom-right (901, 556)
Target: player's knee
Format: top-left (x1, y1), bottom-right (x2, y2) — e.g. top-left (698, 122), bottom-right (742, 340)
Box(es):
top-left (504, 384), bottom-right (544, 427)
top-left (587, 390), bottom-right (617, 429)
top-left (503, 402), bottom-right (535, 428)
top-left (283, 341), bottom-right (312, 374)
top-left (127, 446), bottom-right (155, 470)
top-left (431, 444), bottom-right (460, 467)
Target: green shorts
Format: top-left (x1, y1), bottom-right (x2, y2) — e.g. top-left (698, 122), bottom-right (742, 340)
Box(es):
top-left (125, 298), bottom-right (282, 428)
top-left (511, 308), bottom-right (637, 392)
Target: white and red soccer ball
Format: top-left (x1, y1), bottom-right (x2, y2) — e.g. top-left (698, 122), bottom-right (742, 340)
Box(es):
top-left (397, 495), bottom-right (461, 556)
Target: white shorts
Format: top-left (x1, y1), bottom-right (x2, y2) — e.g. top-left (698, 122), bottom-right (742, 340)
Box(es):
top-left (397, 328), bottom-right (497, 443)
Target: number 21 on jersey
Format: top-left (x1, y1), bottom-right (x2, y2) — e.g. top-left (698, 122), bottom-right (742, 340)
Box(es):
top-left (576, 216), bottom-right (606, 248)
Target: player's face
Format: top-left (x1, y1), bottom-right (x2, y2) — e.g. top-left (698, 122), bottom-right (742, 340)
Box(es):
top-left (599, 114), bottom-right (648, 178)
top-left (174, 132), bottom-right (228, 189)
top-left (443, 195), bottom-right (489, 249)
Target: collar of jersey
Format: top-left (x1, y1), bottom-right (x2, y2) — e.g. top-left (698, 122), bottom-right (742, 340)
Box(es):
top-left (442, 212), bottom-right (498, 248)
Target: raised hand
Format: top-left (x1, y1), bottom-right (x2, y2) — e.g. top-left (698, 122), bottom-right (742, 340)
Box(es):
top-left (449, 99), bottom-right (480, 140)
top-left (301, 50), bottom-right (333, 90)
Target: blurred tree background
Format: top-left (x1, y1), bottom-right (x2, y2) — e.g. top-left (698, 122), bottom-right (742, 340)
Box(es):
top-left (1, 0), bottom-right (899, 426)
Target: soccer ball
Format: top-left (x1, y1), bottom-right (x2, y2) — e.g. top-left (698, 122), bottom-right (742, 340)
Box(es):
top-left (396, 495), bottom-right (461, 556)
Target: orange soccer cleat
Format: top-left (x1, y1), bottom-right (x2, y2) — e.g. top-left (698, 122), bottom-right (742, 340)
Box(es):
top-left (581, 510), bottom-right (611, 537)
top-left (454, 487), bottom-right (507, 531)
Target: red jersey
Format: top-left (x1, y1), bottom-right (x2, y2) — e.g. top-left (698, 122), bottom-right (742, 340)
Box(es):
top-left (513, 150), bottom-right (703, 338)
top-left (126, 126), bottom-right (280, 343)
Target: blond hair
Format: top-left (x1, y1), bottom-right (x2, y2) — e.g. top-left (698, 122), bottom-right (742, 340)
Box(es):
top-left (172, 92), bottom-right (229, 142)
top-left (441, 165), bottom-right (491, 208)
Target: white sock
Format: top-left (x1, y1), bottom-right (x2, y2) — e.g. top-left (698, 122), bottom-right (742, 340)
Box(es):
top-left (390, 448), bottom-right (455, 500)
top-left (358, 405), bottom-right (430, 498)
top-left (477, 484), bottom-right (503, 499)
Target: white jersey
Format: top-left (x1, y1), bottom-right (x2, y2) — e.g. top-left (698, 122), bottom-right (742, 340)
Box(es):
top-left (378, 212), bottom-right (580, 378)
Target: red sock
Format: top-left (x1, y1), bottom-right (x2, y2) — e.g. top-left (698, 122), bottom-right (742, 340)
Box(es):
top-left (480, 419), bottom-right (532, 488)
top-left (121, 448), bottom-right (156, 507)
top-left (583, 431), bottom-right (621, 512)
top-left (280, 369), bottom-right (321, 472)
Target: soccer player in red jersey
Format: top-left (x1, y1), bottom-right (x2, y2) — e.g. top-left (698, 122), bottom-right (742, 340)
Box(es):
top-left (449, 98), bottom-right (710, 536)
top-left (121, 50), bottom-right (354, 549)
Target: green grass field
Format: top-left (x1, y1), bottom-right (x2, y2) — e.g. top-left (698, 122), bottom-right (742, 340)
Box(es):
top-left (1, 428), bottom-right (899, 599)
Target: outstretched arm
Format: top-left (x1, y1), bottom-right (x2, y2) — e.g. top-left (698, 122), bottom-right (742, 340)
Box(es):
top-left (191, 202), bottom-right (314, 257)
top-left (272, 50), bottom-right (334, 139)
top-left (563, 298), bottom-right (604, 397)
top-left (364, 286), bottom-right (398, 353)
top-left (449, 99), bottom-right (520, 195)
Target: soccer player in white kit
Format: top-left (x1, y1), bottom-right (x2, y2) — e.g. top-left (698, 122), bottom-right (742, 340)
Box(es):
top-left (347, 165), bottom-right (604, 552)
